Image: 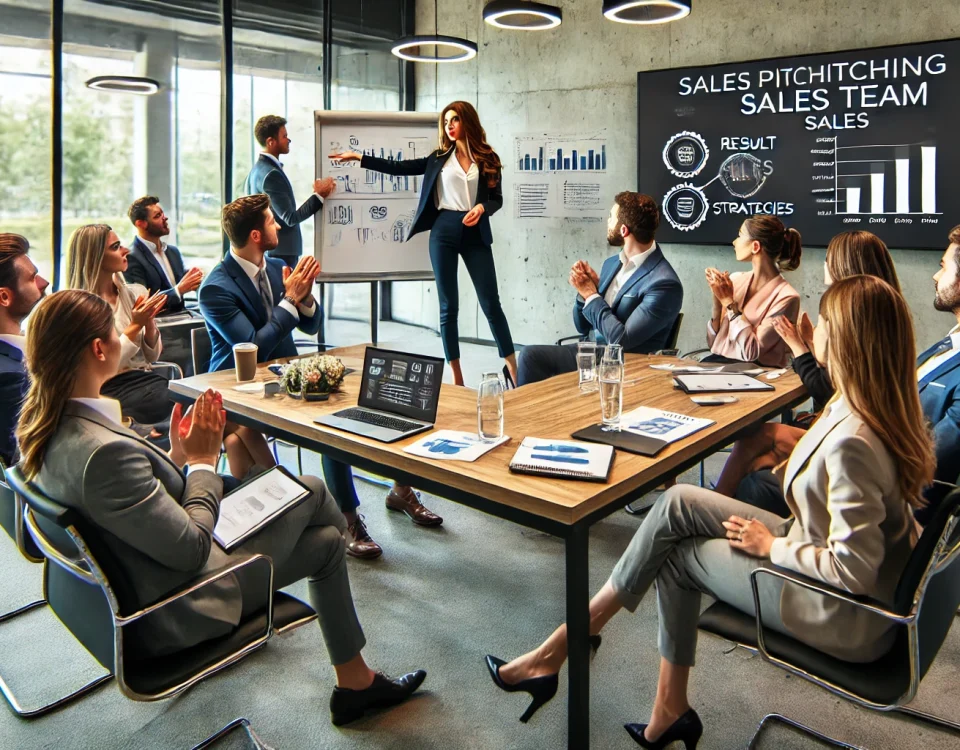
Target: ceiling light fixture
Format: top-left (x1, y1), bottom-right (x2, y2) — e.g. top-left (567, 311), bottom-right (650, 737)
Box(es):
top-left (391, 35), bottom-right (478, 63)
top-left (602, 0), bottom-right (692, 24)
top-left (483, 1), bottom-right (562, 30)
top-left (85, 75), bottom-right (161, 95)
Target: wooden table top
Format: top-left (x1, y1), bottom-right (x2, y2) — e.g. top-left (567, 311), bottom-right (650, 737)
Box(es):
top-left (170, 344), bottom-right (807, 525)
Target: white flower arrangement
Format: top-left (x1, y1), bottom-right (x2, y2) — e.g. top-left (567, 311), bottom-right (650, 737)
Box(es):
top-left (281, 354), bottom-right (346, 395)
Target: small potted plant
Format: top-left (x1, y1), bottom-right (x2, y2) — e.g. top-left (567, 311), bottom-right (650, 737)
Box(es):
top-left (281, 354), bottom-right (346, 401)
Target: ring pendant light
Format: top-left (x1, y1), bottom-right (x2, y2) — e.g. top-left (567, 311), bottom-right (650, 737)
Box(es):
top-left (483, 1), bottom-right (562, 30)
top-left (85, 76), bottom-right (161, 95)
top-left (392, 1), bottom-right (477, 63)
top-left (602, 0), bottom-right (692, 24)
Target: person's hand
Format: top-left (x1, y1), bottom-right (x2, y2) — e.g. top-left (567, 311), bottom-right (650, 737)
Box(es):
top-left (282, 256), bottom-right (320, 303)
top-left (771, 315), bottom-right (809, 357)
top-left (462, 204), bottom-right (485, 227)
top-left (705, 268), bottom-right (735, 307)
top-left (797, 310), bottom-right (814, 350)
top-left (177, 267), bottom-right (204, 295)
top-left (129, 291), bottom-right (167, 327)
top-left (328, 151), bottom-right (362, 163)
top-left (313, 176), bottom-right (336, 198)
top-left (569, 268), bottom-right (598, 299)
top-left (168, 402), bottom-right (186, 466)
top-left (180, 390), bottom-right (226, 468)
top-left (573, 260), bottom-right (600, 287)
top-left (723, 516), bottom-right (775, 558)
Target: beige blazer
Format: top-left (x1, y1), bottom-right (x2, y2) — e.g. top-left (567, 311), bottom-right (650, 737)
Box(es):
top-left (772, 398), bottom-right (919, 662)
top-left (706, 271), bottom-right (799, 367)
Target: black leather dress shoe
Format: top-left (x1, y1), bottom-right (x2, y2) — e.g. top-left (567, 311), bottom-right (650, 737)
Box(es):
top-left (329, 670), bottom-right (427, 726)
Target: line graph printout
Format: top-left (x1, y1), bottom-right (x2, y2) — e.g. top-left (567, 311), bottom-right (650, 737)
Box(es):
top-left (513, 130), bottom-right (611, 220)
top-left (316, 112), bottom-right (437, 279)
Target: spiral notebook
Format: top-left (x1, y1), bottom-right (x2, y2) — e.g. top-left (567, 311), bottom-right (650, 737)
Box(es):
top-left (509, 438), bottom-right (615, 482)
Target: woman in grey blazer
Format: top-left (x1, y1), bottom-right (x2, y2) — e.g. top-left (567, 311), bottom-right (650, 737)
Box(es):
top-left (487, 276), bottom-right (935, 748)
top-left (16, 289), bottom-right (426, 726)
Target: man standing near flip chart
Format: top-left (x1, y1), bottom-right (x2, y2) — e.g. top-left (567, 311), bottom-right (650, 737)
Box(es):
top-left (244, 114), bottom-right (336, 268)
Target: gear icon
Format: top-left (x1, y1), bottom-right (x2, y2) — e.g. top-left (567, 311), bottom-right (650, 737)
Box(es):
top-left (662, 184), bottom-right (709, 231)
top-left (662, 132), bottom-right (709, 178)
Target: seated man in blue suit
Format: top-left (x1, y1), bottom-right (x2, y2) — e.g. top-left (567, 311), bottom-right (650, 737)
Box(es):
top-left (125, 196), bottom-right (204, 315)
top-left (200, 194), bottom-right (438, 558)
top-left (517, 192), bottom-right (683, 386)
top-left (0, 234), bottom-right (49, 466)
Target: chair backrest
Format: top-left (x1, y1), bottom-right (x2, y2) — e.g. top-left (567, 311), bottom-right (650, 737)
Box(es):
top-left (893, 482), bottom-right (960, 679)
top-left (665, 312), bottom-right (684, 351)
top-left (191, 326), bottom-right (213, 376)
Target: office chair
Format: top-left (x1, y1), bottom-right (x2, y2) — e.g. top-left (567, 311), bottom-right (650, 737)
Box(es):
top-left (4, 465), bottom-right (317, 709)
top-left (191, 717), bottom-right (272, 750)
top-left (554, 312), bottom-right (684, 354)
top-left (698, 481), bottom-right (960, 747)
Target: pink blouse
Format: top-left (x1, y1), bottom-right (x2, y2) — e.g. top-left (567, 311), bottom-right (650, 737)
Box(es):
top-left (706, 271), bottom-right (800, 367)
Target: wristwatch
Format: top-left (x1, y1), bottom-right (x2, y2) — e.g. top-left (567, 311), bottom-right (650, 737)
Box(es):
top-left (283, 295), bottom-right (298, 307)
top-left (725, 302), bottom-right (742, 320)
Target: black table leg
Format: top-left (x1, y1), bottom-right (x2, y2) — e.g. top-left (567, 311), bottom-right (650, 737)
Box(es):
top-left (566, 523), bottom-right (590, 749)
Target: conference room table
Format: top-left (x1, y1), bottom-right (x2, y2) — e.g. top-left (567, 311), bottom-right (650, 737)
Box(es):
top-left (168, 345), bottom-right (807, 748)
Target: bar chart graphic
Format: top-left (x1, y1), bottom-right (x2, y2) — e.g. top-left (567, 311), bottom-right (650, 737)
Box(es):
top-left (515, 136), bottom-right (608, 173)
top-left (835, 139), bottom-right (940, 215)
top-left (327, 136), bottom-right (430, 196)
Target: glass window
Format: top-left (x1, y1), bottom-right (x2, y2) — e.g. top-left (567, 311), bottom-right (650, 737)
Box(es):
top-left (0, 0), bottom-right (53, 283)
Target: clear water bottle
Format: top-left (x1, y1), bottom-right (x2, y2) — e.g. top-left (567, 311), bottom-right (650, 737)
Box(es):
top-left (477, 371), bottom-right (504, 442)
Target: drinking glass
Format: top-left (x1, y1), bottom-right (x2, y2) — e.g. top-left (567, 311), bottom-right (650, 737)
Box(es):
top-left (599, 361), bottom-right (623, 431)
top-left (577, 341), bottom-right (598, 393)
top-left (477, 372), bottom-right (504, 442)
top-left (602, 343), bottom-right (623, 364)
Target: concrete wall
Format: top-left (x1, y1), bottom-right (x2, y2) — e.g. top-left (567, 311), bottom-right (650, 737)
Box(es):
top-left (403, 0), bottom-right (959, 354)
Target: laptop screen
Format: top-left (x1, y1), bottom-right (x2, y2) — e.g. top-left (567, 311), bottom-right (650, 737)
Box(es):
top-left (358, 347), bottom-right (446, 423)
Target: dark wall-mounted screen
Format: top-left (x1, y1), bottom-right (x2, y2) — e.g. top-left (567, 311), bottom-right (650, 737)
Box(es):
top-left (637, 39), bottom-right (960, 248)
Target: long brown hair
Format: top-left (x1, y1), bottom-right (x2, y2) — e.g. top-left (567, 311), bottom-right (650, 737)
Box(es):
top-left (819, 276), bottom-right (934, 508)
top-left (826, 231), bottom-right (901, 294)
top-left (744, 215), bottom-right (802, 272)
top-left (17, 290), bottom-right (115, 479)
top-left (66, 224), bottom-right (112, 292)
top-left (438, 101), bottom-right (502, 188)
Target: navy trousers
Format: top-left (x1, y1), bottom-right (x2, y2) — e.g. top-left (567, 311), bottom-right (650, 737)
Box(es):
top-left (430, 210), bottom-right (514, 362)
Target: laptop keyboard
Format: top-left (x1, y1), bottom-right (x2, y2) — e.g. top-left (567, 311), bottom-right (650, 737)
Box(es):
top-left (334, 408), bottom-right (424, 434)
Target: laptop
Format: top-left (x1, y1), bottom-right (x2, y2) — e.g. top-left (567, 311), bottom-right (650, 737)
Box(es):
top-left (314, 347), bottom-right (445, 443)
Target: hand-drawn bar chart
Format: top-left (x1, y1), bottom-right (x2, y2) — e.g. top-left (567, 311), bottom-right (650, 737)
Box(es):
top-left (327, 135), bottom-right (430, 196)
top-left (516, 141), bottom-right (607, 172)
top-left (835, 138), bottom-right (940, 215)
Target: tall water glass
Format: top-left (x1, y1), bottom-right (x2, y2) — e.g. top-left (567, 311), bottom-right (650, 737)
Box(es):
top-left (477, 372), bottom-right (504, 442)
top-left (602, 343), bottom-right (623, 364)
top-left (577, 341), bottom-right (598, 392)
top-left (599, 361), bottom-right (623, 431)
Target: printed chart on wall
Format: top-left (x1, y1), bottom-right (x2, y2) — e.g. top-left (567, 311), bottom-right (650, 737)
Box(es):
top-left (637, 39), bottom-right (960, 248)
top-left (513, 130), bottom-right (612, 221)
top-left (315, 111), bottom-right (437, 280)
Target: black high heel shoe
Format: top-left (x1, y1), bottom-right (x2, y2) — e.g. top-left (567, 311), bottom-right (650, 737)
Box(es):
top-left (502, 364), bottom-right (516, 389)
top-left (485, 655), bottom-right (557, 723)
top-left (485, 638), bottom-right (601, 724)
top-left (625, 708), bottom-right (703, 749)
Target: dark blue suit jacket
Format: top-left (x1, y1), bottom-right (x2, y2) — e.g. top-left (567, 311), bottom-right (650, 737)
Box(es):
top-left (125, 236), bottom-right (188, 313)
top-left (917, 338), bottom-right (960, 483)
top-left (0, 340), bottom-right (28, 467)
top-left (360, 148), bottom-right (503, 246)
top-left (244, 154), bottom-right (321, 260)
top-left (572, 246), bottom-right (683, 354)
top-left (198, 253), bottom-right (322, 372)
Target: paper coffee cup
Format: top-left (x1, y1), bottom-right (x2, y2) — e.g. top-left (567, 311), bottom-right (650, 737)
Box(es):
top-left (233, 343), bottom-right (259, 382)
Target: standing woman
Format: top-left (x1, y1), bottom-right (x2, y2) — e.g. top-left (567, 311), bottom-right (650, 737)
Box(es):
top-left (329, 101), bottom-right (517, 386)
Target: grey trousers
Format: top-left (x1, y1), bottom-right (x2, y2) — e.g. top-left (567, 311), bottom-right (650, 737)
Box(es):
top-left (235, 475), bottom-right (366, 666)
top-left (610, 484), bottom-right (794, 667)
top-left (516, 343), bottom-right (579, 386)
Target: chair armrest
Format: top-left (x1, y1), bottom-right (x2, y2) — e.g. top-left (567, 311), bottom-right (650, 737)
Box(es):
top-left (750, 566), bottom-right (914, 626)
top-left (115, 553), bottom-right (273, 626)
top-left (152, 361), bottom-right (184, 380)
top-left (555, 334), bottom-right (585, 346)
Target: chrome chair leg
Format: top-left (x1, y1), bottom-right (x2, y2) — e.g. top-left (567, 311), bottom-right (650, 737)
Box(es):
top-left (0, 600), bottom-right (113, 717)
top-left (748, 713), bottom-right (861, 749)
top-left (893, 705), bottom-right (960, 733)
top-left (191, 717), bottom-right (272, 750)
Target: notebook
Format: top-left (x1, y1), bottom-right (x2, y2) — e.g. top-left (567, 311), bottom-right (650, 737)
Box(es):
top-left (673, 373), bottom-right (774, 393)
top-left (571, 407), bottom-right (715, 457)
top-left (509, 438), bottom-right (615, 482)
top-left (213, 466), bottom-right (313, 551)
top-left (403, 430), bottom-right (510, 462)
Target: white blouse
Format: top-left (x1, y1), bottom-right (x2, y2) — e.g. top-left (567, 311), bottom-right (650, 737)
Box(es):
top-left (111, 275), bottom-right (162, 372)
top-left (435, 149), bottom-right (479, 212)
